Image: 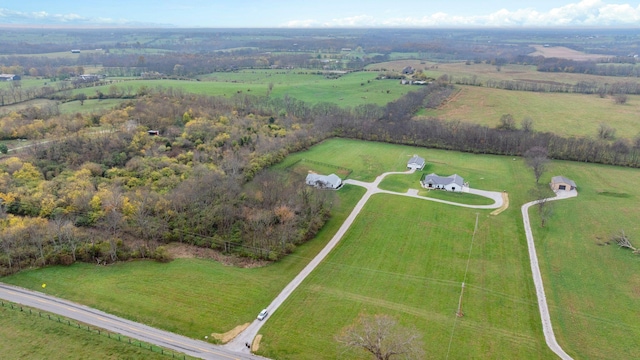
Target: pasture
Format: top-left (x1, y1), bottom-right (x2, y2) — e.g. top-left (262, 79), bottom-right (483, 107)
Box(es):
top-left (418, 85), bottom-right (640, 139)
top-left (3, 138), bottom-right (640, 359)
top-left (69, 70), bottom-right (411, 108)
top-left (0, 304), bottom-right (169, 360)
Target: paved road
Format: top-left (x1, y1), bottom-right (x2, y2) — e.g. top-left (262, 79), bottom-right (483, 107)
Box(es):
top-left (521, 190), bottom-right (577, 360)
top-left (0, 283), bottom-right (262, 360)
top-left (226, 169), bottom-right (504, 352)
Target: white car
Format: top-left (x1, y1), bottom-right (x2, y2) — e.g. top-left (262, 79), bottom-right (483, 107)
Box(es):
top-left (257, 309), bottom-right (268, 321)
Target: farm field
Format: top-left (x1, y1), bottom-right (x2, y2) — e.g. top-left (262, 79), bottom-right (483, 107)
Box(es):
top-left (69, 70), bottom-right (411, 107)
top-left (418, 85), bottom-right (640, 139)
top-left (0, 304), bottom-right (169, 360)
top-left (3, 138), bottom-right (640, 359)
top-left (368, 60), bottom-right (640, 88)
top-left (58, 99), bottom-right (129, 115)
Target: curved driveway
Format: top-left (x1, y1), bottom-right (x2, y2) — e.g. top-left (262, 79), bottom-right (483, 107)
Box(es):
top-left (522, 190), bottom-right (577, 360)
top-left (226, 169), bottom-right (503, 353)
top-left (0, 283), bottom-right (261, 360)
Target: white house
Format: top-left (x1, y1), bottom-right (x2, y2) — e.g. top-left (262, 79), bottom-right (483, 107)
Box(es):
top-left (407, 155), bottom-right (426, 170)
top-left (421, 173), bottom-right (464, 192)
top-left (305, 173), bottom-right (342, 189)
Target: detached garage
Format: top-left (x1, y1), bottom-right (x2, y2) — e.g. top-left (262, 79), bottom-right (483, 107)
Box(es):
top-left (550, 176), bottom-right (577, 191)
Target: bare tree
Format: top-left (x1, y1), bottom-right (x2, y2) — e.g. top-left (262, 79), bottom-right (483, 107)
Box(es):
top-left (598, 123), bottom-right (616, 140)
top-left (613, 94), bottom-right (628, 105)
top-left (521, 116), bottom-right (534, 132)
top-left (611, 230), bottom-right (640, 254)
top-left (336, 314), bottom-right (423, 360)
top-left (497, 114), bottom-right (516, 130)
top-left (530, 187), bottom-right (554, 228)
top-left (524, 146), bottom-right (549, 183)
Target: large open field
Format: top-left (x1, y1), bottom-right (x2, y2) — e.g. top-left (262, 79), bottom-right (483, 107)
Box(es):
top-left (419, 85), bottom-right (640, 139)
top-left (3, 138), bottom-right (640, 359)
top-left (67, 70), bottom-right (411, 108)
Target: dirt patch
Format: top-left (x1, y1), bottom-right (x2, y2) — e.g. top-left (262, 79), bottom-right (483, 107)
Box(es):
top-left (252, 334), bottom-right (263, 352)
top-left (490, 192), bottom-right (510, 216)
top-left (211, 323), bottom-right (250, 343)
top-left (165, 243), bottom-right (269, 268)
top-left (529, 45), bottom-right (611, 61)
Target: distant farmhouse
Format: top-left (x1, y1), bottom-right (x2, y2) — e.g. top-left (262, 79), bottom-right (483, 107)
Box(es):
top-left (407, 155), bottom-right (426, 170)
top-left (421, 173), bottom-right (465, 192)
top-left (0, 74), bottom-right (21, 81)
top-left (78, 74), bottom-right (103, 82)
top-left (71, 49), bottom-right (81, 53)
top-left (305, 173), bottom-right (342, 189)
top-left (402, 66), bottom-right (414, 75)
top-left (550, 176), bottom-right (577, 191)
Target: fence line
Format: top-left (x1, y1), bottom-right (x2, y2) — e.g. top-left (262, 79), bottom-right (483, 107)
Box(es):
top-left (0, 300), bottom-right (189, 359)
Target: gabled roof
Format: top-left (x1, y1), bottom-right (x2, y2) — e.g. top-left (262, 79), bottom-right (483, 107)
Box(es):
top-left (422, 173), bottom-right (464, 187)
top-left (408, 155), bottom-right (425, 166)
top-left (306, 173), bottom-right (341, 188)
top-left (551, 176), bottom-right (576, 187)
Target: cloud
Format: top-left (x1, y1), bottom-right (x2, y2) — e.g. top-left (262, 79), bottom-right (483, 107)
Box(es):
top-left (281, 1), bottom-right (640, 27)
top-left (0, 7), bottom-right (162, 26)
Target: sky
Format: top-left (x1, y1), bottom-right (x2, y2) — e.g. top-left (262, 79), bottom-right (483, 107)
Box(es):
top-left (0, 0), bottom-right (639, 28)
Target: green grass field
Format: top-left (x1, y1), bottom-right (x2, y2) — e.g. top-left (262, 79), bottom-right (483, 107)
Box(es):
top-left (0, 304), bottom-right (170, 360)
top-left (58, 99), bottom-right (128, 115)
top-left (2, 138), bottom-right (640, 359)
top-left (68, 70), bottom-right (410, 108)
top-left (419, 85), bottom-right (640, 139)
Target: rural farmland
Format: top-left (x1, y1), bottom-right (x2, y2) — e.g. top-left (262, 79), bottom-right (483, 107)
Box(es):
top-left (2, 24), bottom-right (640, 360)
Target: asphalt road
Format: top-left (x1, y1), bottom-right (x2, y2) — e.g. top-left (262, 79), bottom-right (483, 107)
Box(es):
top-left (0, 283), bottom-right (263, 360)
top-left (521, 190), bottom-right (577, 360)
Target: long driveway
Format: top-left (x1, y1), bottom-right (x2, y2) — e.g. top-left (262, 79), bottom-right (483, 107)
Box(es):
top-left (0, 283), bottom-right (261, 360)
top-left (521, 190), bottom-right (577, 360)
top-left (226, 169), bottom-right (504, 352)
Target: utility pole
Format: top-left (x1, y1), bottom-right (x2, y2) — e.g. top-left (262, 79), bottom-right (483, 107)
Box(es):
top-left (456, 282), bottom-right (465, 317)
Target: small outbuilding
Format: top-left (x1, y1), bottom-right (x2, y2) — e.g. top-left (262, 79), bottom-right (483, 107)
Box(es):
top-left (0, 74), bottom-right (20, 81)
top-left (421, 173), bottom-right (465, 192)
top-left (407, 155), bottom-right (426, 170)
top-left (550, 176), bottom-right (577, 191)
top-left (306, 173), bottom-right (342, 189)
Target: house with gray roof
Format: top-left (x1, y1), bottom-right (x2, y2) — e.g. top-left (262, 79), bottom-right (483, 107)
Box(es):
top-left (550, 176), bottom-right (577, 191)
top-left (421, 173), bottom-right (464, 192)
top-left (407, 155), bottom-right (426, 170)
top-left (305, 173), bottom-right (342, 189)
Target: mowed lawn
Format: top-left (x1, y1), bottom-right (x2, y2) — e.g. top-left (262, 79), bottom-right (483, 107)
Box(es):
top-left (529, 161), bottom-right (640, 360)
top-left (258, 194), bottom-right (550, 359)
top-left (419, 85), bottom-right (640, 140)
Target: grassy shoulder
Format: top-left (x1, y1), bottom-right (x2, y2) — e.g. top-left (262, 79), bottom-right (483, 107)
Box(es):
top-left (0, 304), bottom-right (170, 360)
